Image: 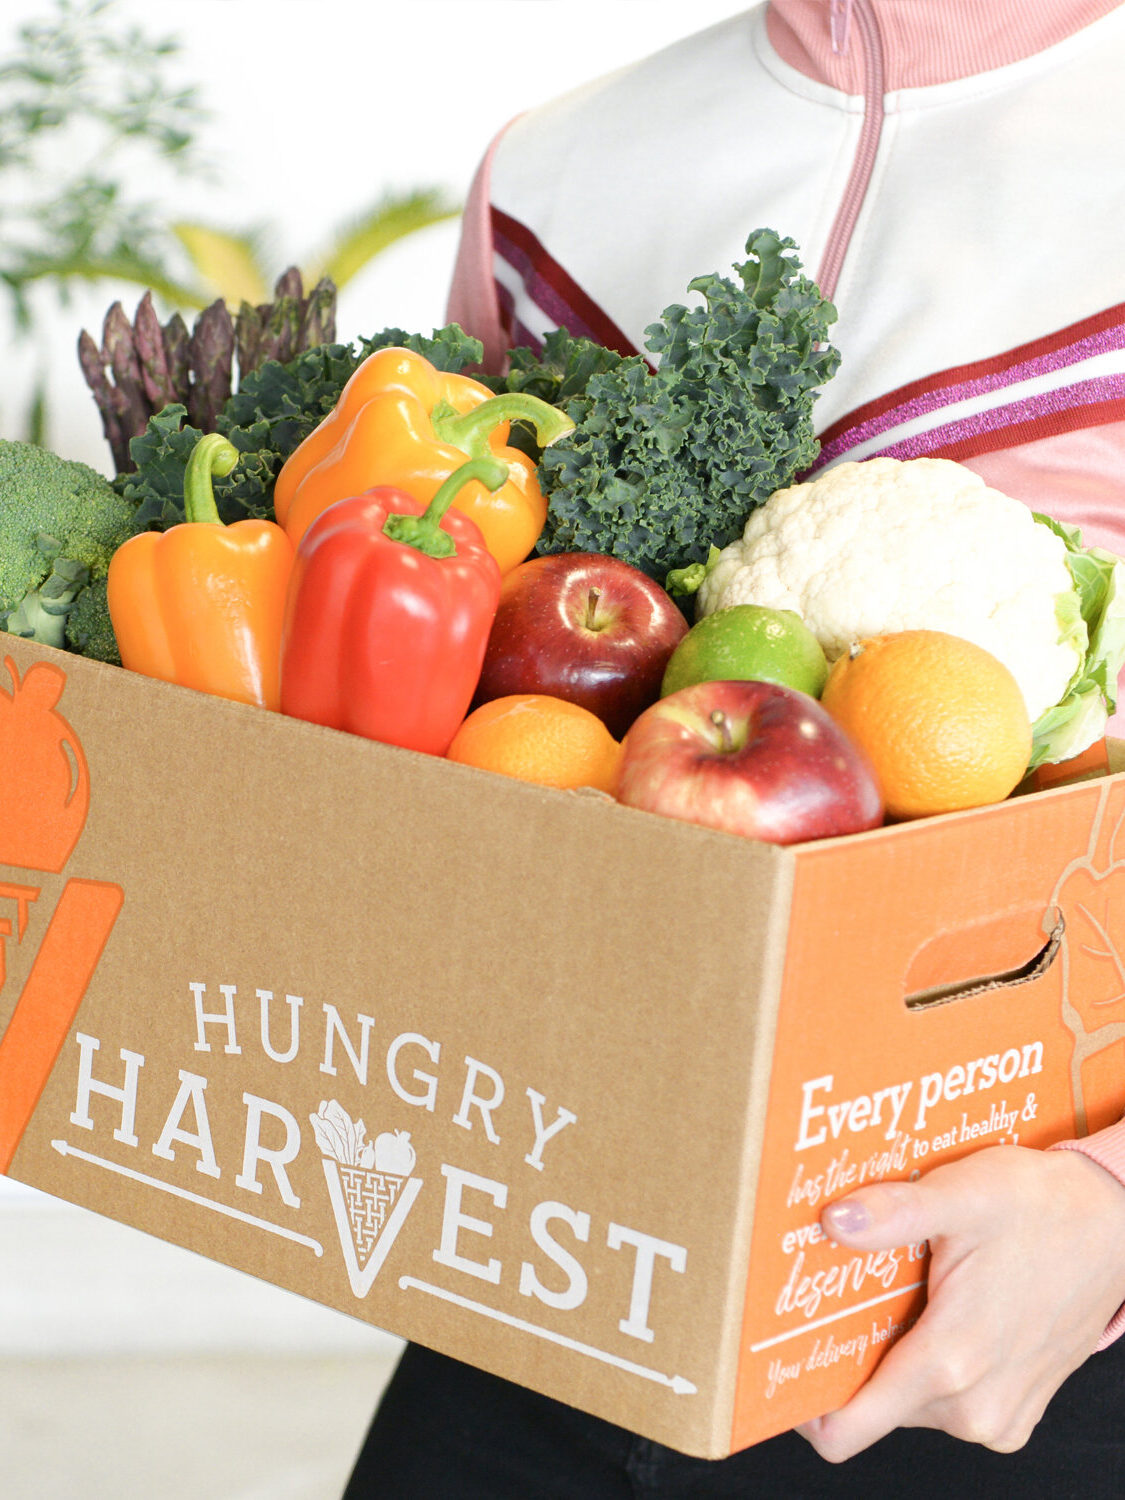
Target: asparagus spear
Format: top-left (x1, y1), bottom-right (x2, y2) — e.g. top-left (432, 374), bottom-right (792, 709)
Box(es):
top-left (77, 269), bottom-right (338, 473)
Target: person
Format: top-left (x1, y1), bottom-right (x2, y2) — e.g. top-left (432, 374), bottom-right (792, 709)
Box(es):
top-left (343, 3), bottom-right (1125, 1492)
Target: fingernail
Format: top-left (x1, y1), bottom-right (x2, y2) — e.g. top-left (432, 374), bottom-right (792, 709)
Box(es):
top-left (823, 1198), bottom-right (870, 1235)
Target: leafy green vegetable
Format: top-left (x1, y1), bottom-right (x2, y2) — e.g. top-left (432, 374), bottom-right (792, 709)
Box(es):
top-left (478, 332), bottom-right (632, 460)
top-left (1029, 513), bottom-right (1125, 767)
top-left (521, 229), bottom-right (839, 581)
top-left (112, 230), bottom-right (837, 585)
top-left (116, 324), bottom-right (485, 530)
top-left (486, 329), bottom-right (629, 406)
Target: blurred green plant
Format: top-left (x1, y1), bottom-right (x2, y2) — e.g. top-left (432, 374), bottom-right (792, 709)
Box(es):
top-left (171, 187), bottom-right (461, 310)
top-left (2, 0), bottom-right (460, 445)
top-left (0, 0), bottom-right (207, 438)
top-left (0, 0), bottom-right (207, 327)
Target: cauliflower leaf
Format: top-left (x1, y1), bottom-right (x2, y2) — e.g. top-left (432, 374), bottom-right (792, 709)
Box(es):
top-left (1029, 514), bottom-right (1125, 767)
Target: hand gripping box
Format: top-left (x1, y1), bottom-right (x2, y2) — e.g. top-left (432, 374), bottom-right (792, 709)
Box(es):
top-left (2, 635), bottom-right (1124, 1457)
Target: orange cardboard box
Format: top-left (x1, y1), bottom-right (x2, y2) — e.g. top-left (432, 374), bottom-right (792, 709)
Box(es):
top-left (2, 634), bottom-right (1124, 1458)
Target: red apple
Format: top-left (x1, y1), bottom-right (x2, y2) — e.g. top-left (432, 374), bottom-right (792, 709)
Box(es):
top-left (474, 552), bottom-right (689, 740)
top-left (616, 680), bottom-right (884, 845)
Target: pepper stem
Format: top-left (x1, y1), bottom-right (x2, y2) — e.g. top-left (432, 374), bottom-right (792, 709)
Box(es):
top-left (431, 393), bottom-right (575, 457)
top-left (382, 457), bottom-right (509, 559)
top-left (184, 434), bottom-right (240, 526)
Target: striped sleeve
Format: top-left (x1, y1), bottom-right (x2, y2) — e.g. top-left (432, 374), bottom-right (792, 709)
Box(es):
top-left (808, 303), bottom-right (1125, 474)
top-left (1050, 1117), bottom-right (1125, 1348)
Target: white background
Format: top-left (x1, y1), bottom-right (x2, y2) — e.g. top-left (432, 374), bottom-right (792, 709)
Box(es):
top-left (1, 0), bottom-right (750, 473)
top-left (0, 0), bottom-right (748, 1350)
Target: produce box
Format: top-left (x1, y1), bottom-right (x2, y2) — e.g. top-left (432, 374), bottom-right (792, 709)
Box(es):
top-left (2, 632), bottom-right (1125, 1457)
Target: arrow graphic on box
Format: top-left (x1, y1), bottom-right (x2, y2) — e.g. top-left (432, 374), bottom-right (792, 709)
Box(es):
top-left (51, 1138), bottom-right (323, 1254)
top-left (399, 1275), bottom-right (697, 1394)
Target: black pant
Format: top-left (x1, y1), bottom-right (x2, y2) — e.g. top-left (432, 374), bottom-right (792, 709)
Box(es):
top-left (343, 1339), bottom-right (1125, 1498)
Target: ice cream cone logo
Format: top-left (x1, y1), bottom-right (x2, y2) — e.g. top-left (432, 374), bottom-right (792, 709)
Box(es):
top-left (309, 1100), bottom-right (423, 1298)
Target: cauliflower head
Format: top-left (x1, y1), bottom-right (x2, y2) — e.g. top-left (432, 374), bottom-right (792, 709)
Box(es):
top-left (697, 457), bottom-right (1084, 728)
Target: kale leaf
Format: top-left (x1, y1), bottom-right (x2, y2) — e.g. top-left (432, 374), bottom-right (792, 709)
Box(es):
top-left (487, 329), bottom-right (630, 406)
top-left (531, 229), bottom-right (840, 581)
top-left (116, 324), bottom-right (485, 530)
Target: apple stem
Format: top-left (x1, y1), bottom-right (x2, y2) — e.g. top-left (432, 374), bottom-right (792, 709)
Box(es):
top-left (710, 708), bottom-right (735, 753)
top-left (584, 587), bottom-right (602, 631)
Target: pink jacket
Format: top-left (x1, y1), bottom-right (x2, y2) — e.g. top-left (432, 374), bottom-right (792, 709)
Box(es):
top-left (449, 0), bottom-right (1125, 553)
top-left (445, 0), bottom-right (1125, 1343)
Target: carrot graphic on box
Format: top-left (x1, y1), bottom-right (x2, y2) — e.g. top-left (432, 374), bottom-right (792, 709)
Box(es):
top-left (0, 655), bottom-right (123, 1175)
top-left (0, 656), bottom-right (90, 873)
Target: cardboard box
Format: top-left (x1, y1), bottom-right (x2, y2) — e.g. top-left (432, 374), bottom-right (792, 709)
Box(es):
top-left (2, 634), bottom-right (1124, 1457)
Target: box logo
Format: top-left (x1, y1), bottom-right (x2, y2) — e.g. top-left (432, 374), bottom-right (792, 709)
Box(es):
top-left (0, 655), bottom-right (89, 873)
top-left (1052, 780), bottom-right (1125, 1132)
top-left (0, 655), bottom-right (123, 1174)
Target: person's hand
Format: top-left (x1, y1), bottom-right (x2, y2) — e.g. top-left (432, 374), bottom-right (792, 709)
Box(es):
top-left (796, 1144), bottom-right (1125, 1462)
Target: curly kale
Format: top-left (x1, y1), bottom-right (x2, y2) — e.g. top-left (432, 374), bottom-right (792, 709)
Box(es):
top-left (485, 331), bottom-right (629, 406)
top-left (116, 323), bottom-right (485, 530)
top-left (531, 229), bottom-right (840, 581)
top-left (479, 332), bottom-right (632, 461)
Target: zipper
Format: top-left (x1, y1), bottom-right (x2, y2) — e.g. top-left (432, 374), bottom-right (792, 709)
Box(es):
top-left (816, 0), bottom-right (886, 303)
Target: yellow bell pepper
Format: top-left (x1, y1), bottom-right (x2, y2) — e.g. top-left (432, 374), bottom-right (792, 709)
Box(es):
top-left (272, 346), bottom-right (573, 575)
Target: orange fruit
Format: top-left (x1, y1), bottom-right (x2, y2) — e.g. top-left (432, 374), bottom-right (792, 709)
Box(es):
top-left (446, 693), bottom-right (623, 793)
top-left (820, 629), bottom-right (1032, 820)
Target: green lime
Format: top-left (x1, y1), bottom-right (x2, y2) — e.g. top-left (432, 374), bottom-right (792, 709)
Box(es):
top-left (661, 604), bottom-right (829, 698)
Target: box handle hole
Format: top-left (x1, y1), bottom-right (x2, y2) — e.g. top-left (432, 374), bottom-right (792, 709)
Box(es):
top-left (905, 908), bottom-right (1064, 1011)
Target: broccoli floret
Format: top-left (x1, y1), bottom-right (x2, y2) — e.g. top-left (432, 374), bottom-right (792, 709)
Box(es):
top-left (0, 438), bottom-right (140, 664)
top-left (64, 577), bottom-right (122, 665)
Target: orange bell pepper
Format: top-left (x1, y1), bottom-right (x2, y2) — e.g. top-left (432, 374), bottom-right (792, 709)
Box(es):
top-left (107, 434), bottom-right (294, 709)
top-left (272, 346), bottom-right (574, 574)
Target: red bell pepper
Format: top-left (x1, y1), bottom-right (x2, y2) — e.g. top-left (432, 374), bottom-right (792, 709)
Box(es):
top-left (280, 457), bottom-right (505, 755)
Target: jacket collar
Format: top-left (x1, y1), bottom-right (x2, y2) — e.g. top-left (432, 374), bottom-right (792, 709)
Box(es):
top-left (766, 0), bottom-right (1123, 92)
